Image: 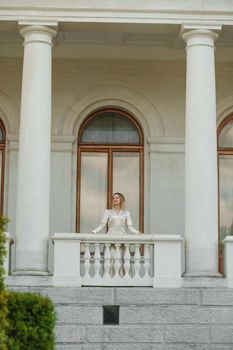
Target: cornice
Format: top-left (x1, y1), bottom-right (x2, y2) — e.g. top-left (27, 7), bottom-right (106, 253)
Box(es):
top-left (1, 1), bottom-right (233, 25)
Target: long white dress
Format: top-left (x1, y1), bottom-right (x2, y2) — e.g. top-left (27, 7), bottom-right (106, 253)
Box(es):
top-left (92, 209), bottom-right (139, 276)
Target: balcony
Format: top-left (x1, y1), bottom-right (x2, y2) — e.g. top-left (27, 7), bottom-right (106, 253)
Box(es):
top-left (52, 233), bottom-right (185, 287)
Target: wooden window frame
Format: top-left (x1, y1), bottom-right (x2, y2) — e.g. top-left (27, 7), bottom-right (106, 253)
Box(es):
top-left (217, 113), bottom-right (233, 272)
top-left (76, 108), bottom-right (144, 233)
top-left (0, 119), bottom-right (6, 215)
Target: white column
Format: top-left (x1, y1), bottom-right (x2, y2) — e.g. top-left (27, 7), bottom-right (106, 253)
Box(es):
top-left (15, 24), bottom-right (57, 274)
top-left (182, 27), bottom-right (221, 275)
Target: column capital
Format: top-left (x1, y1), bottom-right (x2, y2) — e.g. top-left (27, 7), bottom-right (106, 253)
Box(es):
top-left (19, 21), bottom-right (58, 46)
top-left (180, 24), bottom-right (222, 44)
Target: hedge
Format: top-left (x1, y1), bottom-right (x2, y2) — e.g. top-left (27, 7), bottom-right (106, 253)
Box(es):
top-left (6, 291), bottom-right (56, 350)
top-left (0, 217), bottom-right (9, 350)
top-left (0, 216), bottom-right (56, 350)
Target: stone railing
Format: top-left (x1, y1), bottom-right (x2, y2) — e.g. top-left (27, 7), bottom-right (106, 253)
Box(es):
top-left (52, 233), bottom-right (184, 287)
top-left (3, 232), bottom-right (14, 275)
top-left (223, 236), bottom-right (233, 286)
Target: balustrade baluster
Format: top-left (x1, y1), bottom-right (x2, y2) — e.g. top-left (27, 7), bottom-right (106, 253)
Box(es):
top-left (114, 243), bottom-right (121, 277)
top-left (83, 242), bottom-right (91, 277)
top-left (124, 243), bottom-right (131, 277)
top-left (94, 243), bottom-right (101, 277)
top-left (134, 243), bottom-right (141, 278)
top-left (103, 243), bottom-right (111, 277)
top-left (144, 244), bottom-right (150, 277)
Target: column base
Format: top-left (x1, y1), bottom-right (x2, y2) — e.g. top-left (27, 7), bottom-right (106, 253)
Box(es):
top-left (183, 271), bottom-right (223, 277)
top-left (12, 270), bottom-right (51, 276)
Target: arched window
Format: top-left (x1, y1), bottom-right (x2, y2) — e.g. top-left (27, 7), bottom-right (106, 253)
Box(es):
top-left (77, 108), bottom-right (144, 233)
top-left (0, 119), bottom-right (6, 215)
top-left (218, 114), bottom-right (233, 270)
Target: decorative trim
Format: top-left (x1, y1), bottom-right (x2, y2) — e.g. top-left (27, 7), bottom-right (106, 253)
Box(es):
top-left (180, 24), bottom-right (222, 39)
top-left (7, 134), bottom-right (76, 152)
top-left (147, 137), bottom-right (185, 153)
top-left (7, 133), bottom-right (19, 151)
top-left (19, 22), bottom-right (58, 46)
top-left (217, 90), bottom-right (233, 127)
top-left (1, 2), bottom-right (233, 25)
top-left (53, 59), bottom-right (185, 76)
top-left (0, 91), bottom-right (19, 134)
top-left (56, 84), bottom-right (164, 138)
top-left (51, 135), bottom-right (75, 152)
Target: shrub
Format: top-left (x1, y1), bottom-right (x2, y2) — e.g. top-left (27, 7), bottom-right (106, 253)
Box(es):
top-left (0, 217), bottom-right (8, 291)
top-left (7, 291), bottom-right (56, 350)
top-left (0, 217), bottom-right (9, 350)
top-left (0, 216), bottom-right (56, 349)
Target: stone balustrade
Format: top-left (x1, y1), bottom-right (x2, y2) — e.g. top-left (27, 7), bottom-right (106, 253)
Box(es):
top-left (52, 233), bottom-right (184, 287)
top-left (223, 236), bottom-right (233, 286)
top-left (3, 232), bottom-right (14, 275)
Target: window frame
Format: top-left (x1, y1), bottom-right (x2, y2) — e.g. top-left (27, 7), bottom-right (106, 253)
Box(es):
top-left (0, 119), bottom-right (6, 215)
top-left (76, 108), bottom-right (144, 233)
top-left (217, 114), bottom-right (233, 272)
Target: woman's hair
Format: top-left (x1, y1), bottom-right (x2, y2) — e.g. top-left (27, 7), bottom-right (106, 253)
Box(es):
top-left (112, 192), bottom-right (125, 209)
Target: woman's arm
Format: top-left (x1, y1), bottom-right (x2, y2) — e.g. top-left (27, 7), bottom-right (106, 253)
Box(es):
top-left (92, 209), bottom-right (109, 234)
top-left (126, 211), bottom-right (140, 234)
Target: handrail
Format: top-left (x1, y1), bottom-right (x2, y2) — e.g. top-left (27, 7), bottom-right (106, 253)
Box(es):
top-left (52, 233), bottom-right (184, 243)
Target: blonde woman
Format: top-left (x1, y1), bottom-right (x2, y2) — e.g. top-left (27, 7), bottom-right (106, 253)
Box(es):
top-left (92, 192), bottom-right (140, 276)
top-left (92, 192), bottom-right (140, 235)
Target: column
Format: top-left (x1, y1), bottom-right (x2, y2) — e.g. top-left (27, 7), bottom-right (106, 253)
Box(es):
top-left (15, 24), bottom-right (57, 274)
top-left (182, 26), bottom-right (221, 275)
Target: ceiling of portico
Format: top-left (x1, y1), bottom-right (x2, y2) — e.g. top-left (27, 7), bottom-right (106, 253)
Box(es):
top-left (0, 21), bottom-right (233, 61)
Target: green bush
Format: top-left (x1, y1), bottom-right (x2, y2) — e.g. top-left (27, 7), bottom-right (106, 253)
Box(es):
top-left (7, 291), bottom-right (56, 350)
top-left (0, 217), bottom-right (8, 291)
top-left (0, 217), bottom-right (9, 350)
top-left (0, 216), bottom-right (56, 349)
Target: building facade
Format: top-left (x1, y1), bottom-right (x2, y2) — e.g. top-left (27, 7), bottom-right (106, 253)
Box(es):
top-left (1, 0), bottom-right (233, 280)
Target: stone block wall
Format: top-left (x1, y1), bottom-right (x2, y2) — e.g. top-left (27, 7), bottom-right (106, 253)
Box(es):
top-left (9, 286), bottom-right (233, 349)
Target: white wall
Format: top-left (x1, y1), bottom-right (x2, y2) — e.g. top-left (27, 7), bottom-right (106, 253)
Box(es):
top-left (1, 58), bottom-right (233, 240)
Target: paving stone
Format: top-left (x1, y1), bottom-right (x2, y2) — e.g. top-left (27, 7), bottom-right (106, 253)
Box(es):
top-left (116, 288), bottom-right (200, 305)
top-left (210, 326), bottom-right (233, 343)
top-left (55, 326), bottom-right (85, 343)
top-left (56, 306), bottom-right (102, 324)
top-left (165, 326), bottom-right (209, 343)
top-left (120, 305), bottom-right (196, 324)
top-left (202, 289), bottom-right (233, 306)
top-left (86, 326), bottom-right (163, 343)
top-left (197, 307), bottom-right (233, 324)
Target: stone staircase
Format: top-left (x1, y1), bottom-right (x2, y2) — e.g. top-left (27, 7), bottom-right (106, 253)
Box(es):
top-left (7, 276), bottom-right (233, 349)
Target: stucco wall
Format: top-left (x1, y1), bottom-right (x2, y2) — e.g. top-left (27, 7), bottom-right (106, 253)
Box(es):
top-left (0, 58), bottom-right (233, 255)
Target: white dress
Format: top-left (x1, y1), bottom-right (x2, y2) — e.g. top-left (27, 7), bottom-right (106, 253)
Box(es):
top-left (92, 209), bottom-right (139, 276)
top-left (92, 209), bottom-right (139, 235)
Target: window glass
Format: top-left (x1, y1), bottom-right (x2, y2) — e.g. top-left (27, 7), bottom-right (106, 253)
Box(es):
top-left (81, 111), bottom-right (140, 144)
top-left (112, 152), bottom-right (140, 230)
top-left (219, 155), bottom-right (233, 243)
top-left (0, 128), bottom-right (4, 142)
top-left (219, 120), bottom-right (233, 148)
top-left (80, 152), bottom-right (108, 233)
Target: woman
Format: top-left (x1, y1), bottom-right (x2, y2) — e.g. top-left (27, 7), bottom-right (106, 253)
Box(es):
top-left (92, 192), bottom-right (140, 276)
top-left (92, 192), bottom-right (140, 235)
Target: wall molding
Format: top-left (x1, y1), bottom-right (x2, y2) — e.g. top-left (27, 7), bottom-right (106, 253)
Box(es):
top-left (51, 135), bottom-right (75, 152)
top-left (148, 137), bottom-right (184, 153)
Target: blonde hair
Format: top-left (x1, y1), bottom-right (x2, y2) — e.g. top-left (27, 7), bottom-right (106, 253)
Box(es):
top-left (112, 192), bottom-right (125, 209)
